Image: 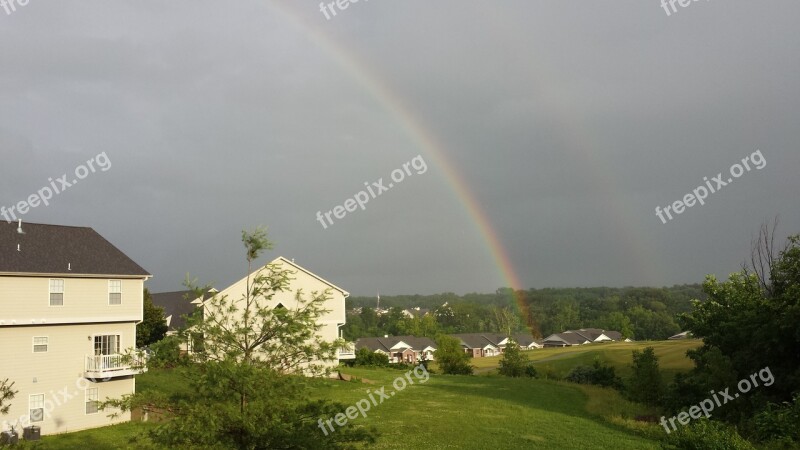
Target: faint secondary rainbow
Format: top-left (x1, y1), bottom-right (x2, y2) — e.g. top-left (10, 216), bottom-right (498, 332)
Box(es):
top-left (265, 2), bottom-right (535, 327)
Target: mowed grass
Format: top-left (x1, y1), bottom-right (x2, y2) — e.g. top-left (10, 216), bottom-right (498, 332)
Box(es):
top-left (470, 339), bottom-right (702, 381)
top-left (30, 365), bottom-right (667, 450)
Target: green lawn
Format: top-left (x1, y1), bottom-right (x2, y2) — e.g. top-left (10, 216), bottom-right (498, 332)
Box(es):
top-left (470, 339), bottom-right (702, 381)
top-left (29, 366), bottom-right (669, 449)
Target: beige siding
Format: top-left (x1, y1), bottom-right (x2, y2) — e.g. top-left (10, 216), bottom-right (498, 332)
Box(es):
top-left (209, 257), bottom-right (347, 369)
top-left (0, 277), bottom-right (143, 325)
top-left (0, 323), bottom-right (137, 435)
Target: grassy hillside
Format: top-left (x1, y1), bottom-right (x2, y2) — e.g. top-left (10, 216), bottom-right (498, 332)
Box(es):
top-left (28, 364), bottom-right (667, 449)
top-left (470, 339), bottom-right (702, 381)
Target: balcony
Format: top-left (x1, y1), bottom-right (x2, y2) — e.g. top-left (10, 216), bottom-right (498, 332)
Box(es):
top-left (84, 352), bottom-right (147, 379)
top-left (338, 344), bottom-right (356, 360)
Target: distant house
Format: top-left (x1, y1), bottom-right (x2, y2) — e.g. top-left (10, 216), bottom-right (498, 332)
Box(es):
top-left (508, 333), bottom-right (544, 350)
top-left (543, 328), bottom-right (624, 347)
top-left (355, 335), bottom-right (437, 364)
top-left (402, 307), bottom-right (430, 319)
top-left (450, 333), bottom-right (505, 357)
top-left (668, 331), bottom-right (692, 340)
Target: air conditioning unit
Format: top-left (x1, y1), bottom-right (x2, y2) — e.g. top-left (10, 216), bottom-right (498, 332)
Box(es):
top-left (0, 429), bottom-right (19, 445)
top-left (23, 425), bottom-right (41, 441)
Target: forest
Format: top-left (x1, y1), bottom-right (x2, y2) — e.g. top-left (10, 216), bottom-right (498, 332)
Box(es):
top-left (343, 284), bottom-right (705, 341)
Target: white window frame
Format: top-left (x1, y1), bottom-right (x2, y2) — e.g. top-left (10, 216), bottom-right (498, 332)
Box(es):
top-left (29, 394), bottom-right (44, 423)
top-left (108, 280), bottom-right (122, 305)
top-left (85, 388), bottom-right (99, 414)
top-left (49, 279), bottom-right (64, 306)
top-left (93, 334), bottom-right (121, 356)
top-left (32, 336), bottom-right (48, 353)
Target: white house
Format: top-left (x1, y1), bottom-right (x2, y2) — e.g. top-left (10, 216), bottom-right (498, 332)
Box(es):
top-left (0, 221), bottom-right (150, 436)
top-left (201, 256), bottom-right (350, 371)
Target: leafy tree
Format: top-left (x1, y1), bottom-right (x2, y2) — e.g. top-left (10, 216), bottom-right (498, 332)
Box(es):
top-left (103, 228), bottom-right (377, 449)
top-left (136, 288), bottom-right (168, 347)
top-left (353, 347), bottom-right (389, 367)
top-left (627, 347), bottom-right (663, 406)
top-left (600, 311), bottom-right (634, 339)
top-left (498, 340), bottom-right (535, 378)
top-left (565, 359), bottom-right (622, 389)
top-left (434, 335), bottom-right (473, 375)
top-left (0, 378), bottom-right (16, 415)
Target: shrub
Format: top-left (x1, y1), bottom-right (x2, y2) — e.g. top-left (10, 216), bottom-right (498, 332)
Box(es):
top-left (565, 359), bottom-right (622, 389)
top-left (750, 393), bottom-right (800, 446)
top-left (661, 419), bottom-right (754, 450)
top-left (354, 347), bottom-right (390, 367)
top-left (148, 335), bottom-right (188, 369)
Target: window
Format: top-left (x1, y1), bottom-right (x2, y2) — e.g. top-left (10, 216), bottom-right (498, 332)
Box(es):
top-left (85, 388), bottom-right (99, 414)
top-left (108, 280), bottom-right (122, 305)
top-left (94, 335), bottom-right (120, 356)
top-left (49, 279), bottom-right (64, 306)
top-left (29, 394), bottom-right (44, 422)
top-left (33, 336), bottom-right (48, 353)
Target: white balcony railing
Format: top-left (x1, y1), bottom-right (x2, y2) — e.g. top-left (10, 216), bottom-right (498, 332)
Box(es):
top-left (84, 352), bottom-right (147, 379)
top-left (338, 344), bottom-right (356, 360)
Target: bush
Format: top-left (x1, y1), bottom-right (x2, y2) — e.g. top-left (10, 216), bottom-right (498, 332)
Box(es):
top-left (434, 335), bottom-right (474, 375)
top-left (498, 341), bottom-right (536, 378)
top-left (628, 347), bottom-right (664, 406)
top-left (565, 359), bottom-right (622, 389)
top-left (750, 393), bottom-right (800, 446)
top-left (661, 419), bottom-right (754, 450)
top-left (147, 335), bottom-right (188, 369)
top-left (354, 347), bottom-right (390, 367)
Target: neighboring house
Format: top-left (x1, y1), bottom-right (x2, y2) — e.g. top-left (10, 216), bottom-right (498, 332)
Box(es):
top-left (150, 290), bottom-right (202, 334)
top-left (451, 333), bottom-right (502, 358)
top-left (543, 328), bottom-right (624, 347)
top-left (200, 257), bottom-right (349, 369)
top-left (0, 221), bottom-right (150, 436)
top-left (509, 333), bottom-right (544, 350)
top-left (355, 335), bottom-right (437, 364)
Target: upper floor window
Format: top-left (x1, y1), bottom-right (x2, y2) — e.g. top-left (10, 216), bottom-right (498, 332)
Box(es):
top-left (108, 280), bottom-right (122, 305)
top-left (49, 279), bottom-right (64, 306)
top-left (33, 336), bottom-right (48, 353)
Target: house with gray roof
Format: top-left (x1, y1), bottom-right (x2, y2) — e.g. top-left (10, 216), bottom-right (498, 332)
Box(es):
top-left (355, 335), bottom-right (437, 364)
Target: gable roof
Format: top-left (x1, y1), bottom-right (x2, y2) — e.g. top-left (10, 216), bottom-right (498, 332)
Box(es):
top-left (272, 256), bottom-right (349, 297)
top-left (0, 221), bottom-right (150, 277)
top-left (451, 333), bottom-right (504, 349)
top-left (355, 335), bottom-right (437, 353)
top-left (151, 290), bottom-right (207, 330)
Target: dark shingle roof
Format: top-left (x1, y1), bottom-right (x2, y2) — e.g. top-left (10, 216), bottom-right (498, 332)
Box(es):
top-left (151, 290), bottom-right (201, 331)
top-left (0, 221), bottom-right (150, 276)
top-left (451, 333), bottom-right (504, 349)
top-left (355, 335), bottom-right (437, 352)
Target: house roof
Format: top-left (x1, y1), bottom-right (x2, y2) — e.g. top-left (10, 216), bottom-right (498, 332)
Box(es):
top-left (451, 333), bottom-right (504, 349)
top-left (355, 335), bottom-right (437, 353)
top-left (545, 328), bottom-right (622, 345)
top-left (511, 333), bottom-right (540, 347)
top-left (0, 221), bottom-right (150, 277)
top-left (151, 290), bottom-right (207, 330)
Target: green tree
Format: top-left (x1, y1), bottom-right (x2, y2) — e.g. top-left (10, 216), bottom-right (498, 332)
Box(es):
top-left (627, 347), bottom-right (663, 406)
top-left (599, 311), bottom-right (634, 339)
top-left (434, 335), bottom-right (473, 375)
top-left (353, 347), bottom-right (389, 367)
top-left (136, 288), bottom-right (168, 347)
top-left (103, 227), bottom-right (377, 449)
top-left (0, 378), bottom-right (16, 415)
top-left (498, 340), bottom-right (535, 378)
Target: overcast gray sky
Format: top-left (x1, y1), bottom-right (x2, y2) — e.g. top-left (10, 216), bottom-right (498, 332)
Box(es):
top-left (1, 1), bottom-right (797, 296)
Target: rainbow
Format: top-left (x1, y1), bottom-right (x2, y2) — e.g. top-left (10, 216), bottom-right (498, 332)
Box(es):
top-left (263, 2), bottom-right (661, 335)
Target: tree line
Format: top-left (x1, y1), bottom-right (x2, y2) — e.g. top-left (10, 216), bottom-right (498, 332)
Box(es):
top-left (344, 284), bottom-right (705, 341)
